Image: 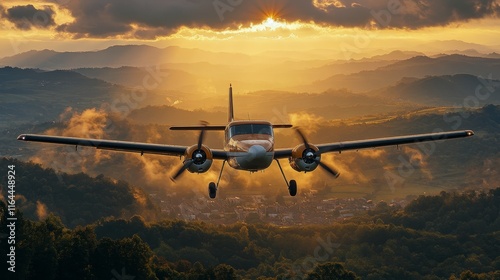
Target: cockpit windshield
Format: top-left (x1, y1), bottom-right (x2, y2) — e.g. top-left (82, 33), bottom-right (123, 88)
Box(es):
top-left (229, 124), bottom-right (273, 137)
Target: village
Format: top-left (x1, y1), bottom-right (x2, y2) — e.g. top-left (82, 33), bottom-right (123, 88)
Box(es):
top-left (150, 189), bottom-right (410, 225)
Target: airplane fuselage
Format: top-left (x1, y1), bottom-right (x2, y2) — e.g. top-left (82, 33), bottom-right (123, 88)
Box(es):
top-left (224, 120), bottom-right (275, 171)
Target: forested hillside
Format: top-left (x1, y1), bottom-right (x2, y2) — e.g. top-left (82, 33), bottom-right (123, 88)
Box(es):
top-left (1, 188), bottom-right (498, 279)
top-left (0, 158), bottom-right (158, 227)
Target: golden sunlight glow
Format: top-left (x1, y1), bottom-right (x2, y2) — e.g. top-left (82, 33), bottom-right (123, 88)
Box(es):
top-left (167, 17), bottom-right (306, 42)
top-left (246, 17), bottom-right (297, 32)
top-left (262, 17), bottom-right (281, 31)
top-left (1, 1), bottom-right (500, 57)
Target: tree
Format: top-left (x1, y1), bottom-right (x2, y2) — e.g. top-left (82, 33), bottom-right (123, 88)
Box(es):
top-left (27, 219), bottom-right (60, 280)
top-left (239, 225), bottom-right (250, 241)
top-left (306, 263), bottom-right (359, 280)
top-left (57, 226), bottom-right (97, 279)
top-left (212, 264), bottom-right (238, 280)
top-left (91, 235), bottom-right (157, 280)
top-left (245, 212), bottom-right (263, 224)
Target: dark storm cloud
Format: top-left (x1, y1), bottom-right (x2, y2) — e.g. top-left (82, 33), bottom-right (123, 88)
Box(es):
top-left (363, 0), bottom-right (500, 28)
top-left (49, 0), bottom-right (500, 38)
top-left (1, 4), bottom-right (56, 30)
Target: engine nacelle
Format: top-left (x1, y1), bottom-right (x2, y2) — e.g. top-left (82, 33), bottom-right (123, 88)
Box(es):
top-left (289, 143), bottom-right (320, 172)
top-left (184, 144), bottom-right (213, 173)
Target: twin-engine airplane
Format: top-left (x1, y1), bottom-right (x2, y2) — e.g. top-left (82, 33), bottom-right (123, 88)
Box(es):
top-left (18, 85), bottom-right (474, 198)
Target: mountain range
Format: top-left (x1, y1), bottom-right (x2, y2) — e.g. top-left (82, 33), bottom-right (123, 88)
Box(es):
top-left (0, 45), bottom-right (270, 69)
top-left (376, 74), bottom-right (500, 105)
top-left (304, 55), bottom-right (500, 92)
top-left (2, 52), bottom-right (500, 130)
top-left (3, 44), bottom-right (500, 95)
top-left (2, 40), bottom-right (499, 69)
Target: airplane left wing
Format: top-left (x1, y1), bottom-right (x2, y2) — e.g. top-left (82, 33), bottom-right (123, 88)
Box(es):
top-left (17, 134), bottom-right (187, 156)
top-left (273, 130), bottom-right (474, 158)
top-left (17, 134), bottom-right (230, 159)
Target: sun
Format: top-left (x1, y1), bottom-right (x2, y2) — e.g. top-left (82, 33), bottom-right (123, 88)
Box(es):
top-left (247, 17), bottom-right (290, 32)
top-left (262, 17), bottom-right (283, 30)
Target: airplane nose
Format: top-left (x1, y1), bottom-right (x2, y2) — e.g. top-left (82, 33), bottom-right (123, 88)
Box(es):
top-left (248, 145), bottom-right (266, 160)
top-left (237, 143), bottom-right (274, 170)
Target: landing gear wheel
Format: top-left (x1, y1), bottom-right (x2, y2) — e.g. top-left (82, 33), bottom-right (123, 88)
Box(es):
top-left (208, 182), bottom-right (217, 199)
top-left (288, 180), bottom-right (297, 196)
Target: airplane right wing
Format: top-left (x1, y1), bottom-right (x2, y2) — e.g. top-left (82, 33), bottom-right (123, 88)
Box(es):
top-left (274, 130), bottom-right (474, 158)
top-left (317, 130), bottom-right (474, 154)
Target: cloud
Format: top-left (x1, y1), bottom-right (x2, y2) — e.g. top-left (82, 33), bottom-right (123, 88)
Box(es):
top-left (402, 146), bottom-right (433, 180)
top-left (368, 0), bottom-right (500, 29)
top-left (31, 108), bottom-right (113, 174)
top-left (62, 108), bottom-right (107, 138)
top-left (45, 0), bottom-right (500, 38)
top-left (1, 4), bottom-right (56, 30)
top-left (319, 149), bottom-right (388, 184)
top-left (289, 112), bottom-right (324, 133)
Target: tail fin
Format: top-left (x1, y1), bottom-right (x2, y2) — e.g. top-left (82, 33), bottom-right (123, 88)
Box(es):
top-left (228, 84), bottom-right (234, 122)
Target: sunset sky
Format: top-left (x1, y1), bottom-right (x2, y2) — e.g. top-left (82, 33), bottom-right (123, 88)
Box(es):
top-left (1, 0), bottom-right (500, 56)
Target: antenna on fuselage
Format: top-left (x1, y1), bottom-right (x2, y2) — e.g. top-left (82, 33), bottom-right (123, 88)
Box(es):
top-left (228, 83), bottom-right (234, 122)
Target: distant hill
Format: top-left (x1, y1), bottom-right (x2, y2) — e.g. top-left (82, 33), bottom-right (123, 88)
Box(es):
top-left (292, 51), bottom-right (427, 81)
top-left (375, 74), bottom-right (500, 105)
top-left (127, 105), bottom-right (227, 125)
top-left (0, 45), bottom-right (256, 69)
top-left (189, 89), bottom-right (415, 121)
top-left (362, 50), bottom-right (426, 61)
top-left (418, 40), bottom-right (497, 54)
top-left (0, 66), bottom-right (112, 89)
top-left (431, 50), bottom-right (500, 58)
top-left (74, 66), bottom-right (200, 92)
top-left (305, 55), bottom-right (500, 92)
top-left (0, 158), bottom-right (158, 227)
top-left (487, 52), bottom-right (500, 59)
top-left (0, 67), bottom-right (124, 128)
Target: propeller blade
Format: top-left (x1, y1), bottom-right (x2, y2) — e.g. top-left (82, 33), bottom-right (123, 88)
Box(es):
top-left (294, 128), bottom-right (310, 149)
top-left (318, 161), bottom-right (340, 178)
top-left (170, 159), bottom-right (193, 181)
top-left (197, 129), bottom-right (205, 150)
top-left (197, 121), bottom-right (208, 150)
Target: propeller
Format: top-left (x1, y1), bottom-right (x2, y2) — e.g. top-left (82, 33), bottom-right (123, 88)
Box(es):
top-left (170, 122), bottom-right (208, 181)
top-left (170, 160), bottom-right (193, 181)
top-left (294, 128), bottom-right (340, 178)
